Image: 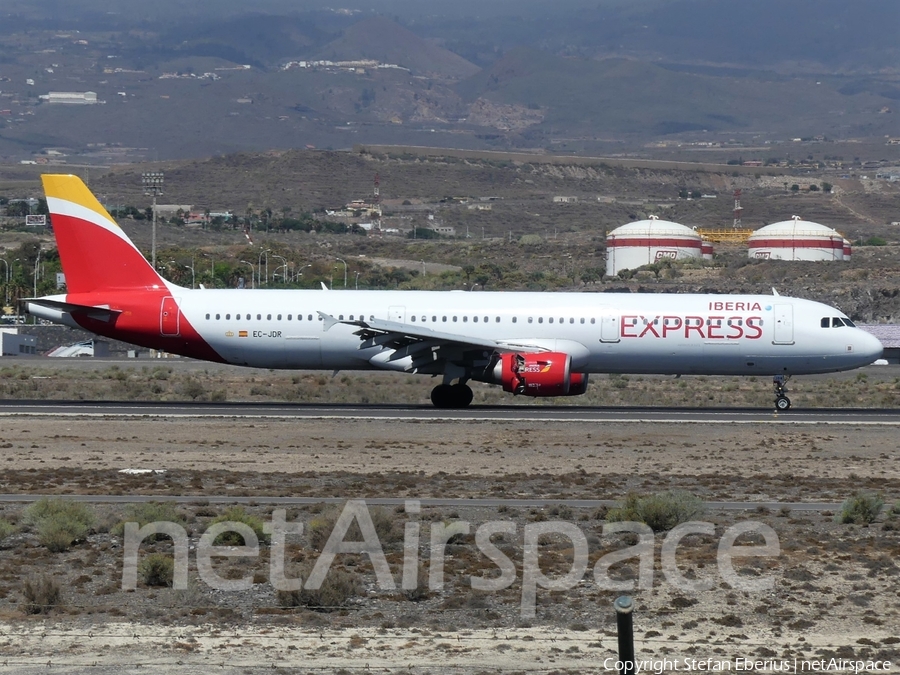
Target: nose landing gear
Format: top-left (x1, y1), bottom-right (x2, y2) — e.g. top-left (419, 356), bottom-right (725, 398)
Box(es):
top-left (773, 374), bottom-right (791, 411)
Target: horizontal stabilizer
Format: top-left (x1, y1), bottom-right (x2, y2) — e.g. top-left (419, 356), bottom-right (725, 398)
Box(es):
top-left (25, 297), bottom-right (121, 323)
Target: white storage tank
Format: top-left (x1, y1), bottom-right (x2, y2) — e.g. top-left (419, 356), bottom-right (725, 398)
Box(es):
top-left (747, 216), bottom-right (846, 261)
top-left (606, 216), bottom-right (703, 276)
top-left (702, 241), bottom-right (714, 261)
top-left (843, 239), bottom-right (852, 262)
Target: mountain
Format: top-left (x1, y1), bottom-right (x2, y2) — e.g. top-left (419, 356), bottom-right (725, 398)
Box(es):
top-left (316, 16), bottom-right (481, 80)
top-left (457, 47), bottom-right (898, 137)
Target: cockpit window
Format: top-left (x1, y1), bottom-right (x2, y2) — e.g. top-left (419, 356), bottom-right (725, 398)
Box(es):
top-left (821, 318), bottom-right (829, 328)
top-left (844, 318), bottom-right (856, 327)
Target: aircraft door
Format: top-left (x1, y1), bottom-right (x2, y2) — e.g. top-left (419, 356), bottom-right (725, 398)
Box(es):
top-left (388, 306), bottom-right (406, 323)
top-left (160, 296), bottom-right (181, 336)
top-left (773, 304), bottom-right (794, 345)
top-left (600, 309), bottom-right (620, 343)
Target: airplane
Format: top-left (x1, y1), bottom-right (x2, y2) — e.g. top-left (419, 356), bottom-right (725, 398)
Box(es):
top-left (26, 174), bottom-right (883, 410)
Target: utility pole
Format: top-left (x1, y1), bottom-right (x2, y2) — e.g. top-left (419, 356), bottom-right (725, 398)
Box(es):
top-left (142, 172), bottom-right (164, 269)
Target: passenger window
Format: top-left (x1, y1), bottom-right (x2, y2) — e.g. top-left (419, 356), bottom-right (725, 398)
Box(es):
top-left (433, 316), bottom-right (437, 322)
top-left (549, 318), bottom-right (554, 324)
top-left (484, 316), bottom-right (489, 323)
top-left (442, 316), bottom-right (447, 322)
top-left (308, 315), bottom-right (313, 321)
top-left (205, 313), bottom-right (210, 320)
top-left (226, 314), bottom-right (231, 320)
top-left (473, 316), bottom-right (478, 323)
top-left (288, 314), bottom-right (292, 320)
top-left (496, 317), bottom-right (500, 323)
top-left (411, 316), bottom-right (416, 322)
top-left (257, 314), bottom-right (262, 320)
top-left (580, 318), bottom-right (585, 324)
top-left (215, 314), bottom-right (220, 320)
top-left (463, 316), bottom-right (468, 322)
top-left (277, 314), bottom-right (282, 320)
top-left (538, 317), bottom-right (543, 324)
top-left (591, 318), bottom-right (596, 324)
top-left (528, 317), bottom-right (533, 323)
top-left (339, 315), bottom-right (344, 320)
top-left (453, 316), bottom-right (458, 322)
top-left (569, 318), bottom-right (574, 324)
top-left (512, 317), bottom-right (517, 323)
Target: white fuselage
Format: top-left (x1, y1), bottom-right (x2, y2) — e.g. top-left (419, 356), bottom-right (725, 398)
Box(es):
top-left (174, 289), bottom-right (882, 376)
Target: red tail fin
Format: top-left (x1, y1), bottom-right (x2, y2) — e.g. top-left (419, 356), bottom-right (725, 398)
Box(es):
top-left (41, 174), bottom-right (167, 294)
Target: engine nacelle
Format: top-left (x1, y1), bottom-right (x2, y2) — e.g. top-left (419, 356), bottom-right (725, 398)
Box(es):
top-left (492, 351), bottom-right (589, 397)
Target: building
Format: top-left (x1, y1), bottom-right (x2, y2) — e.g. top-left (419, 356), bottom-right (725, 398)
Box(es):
top-left (606, 216), bottom-right (703, 276)
top-left (0, 328), bottom-right (37, 356)
top-left (40, 91), bottom-right (99, 105)
top-left (747, 216), bottom-right (846, 261)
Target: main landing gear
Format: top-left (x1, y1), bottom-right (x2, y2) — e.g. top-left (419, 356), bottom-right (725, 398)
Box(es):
top-left (430, 382), bottom-right (474, 409)
top-left (773, 374), bottom-right (791, 411)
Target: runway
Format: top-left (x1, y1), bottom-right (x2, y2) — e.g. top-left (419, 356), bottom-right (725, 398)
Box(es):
top-left (1, 399), bottom-right (899, 424)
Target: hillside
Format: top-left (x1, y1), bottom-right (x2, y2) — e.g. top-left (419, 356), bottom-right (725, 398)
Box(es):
top-left (457, 49), bottom-right (898, 138)
top-left (317, 17), bottom-right (480, 80)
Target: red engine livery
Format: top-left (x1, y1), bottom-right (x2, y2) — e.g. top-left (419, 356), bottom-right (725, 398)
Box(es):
top-left (493, 352), bottom-right (589, 397)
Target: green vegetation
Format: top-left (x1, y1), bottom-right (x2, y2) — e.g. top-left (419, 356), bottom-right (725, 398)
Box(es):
top-left (112, 502), bottom-right (187, 540)
top-left (21, 574), bottom-right (62, 614)
top-left (0, 518), bottom-right (16, 542)
top-left (836, 492), bottom-right (885, 525)
top-left (23, 498), bottom-right (95, 552)
top-left (606, 490), bottom-right (704, 532)
top-left (209, 506), bottom-right (269, 545)
top-left (138, 553), bottom-right (176, 587)
top-left (276, 563), bottom-right (363, 611)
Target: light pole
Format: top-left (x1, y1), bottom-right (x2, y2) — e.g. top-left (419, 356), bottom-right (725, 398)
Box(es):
top-left (335, 257), bottom-right (347, 288)
top-left (240, 260), bottom-right (255, 289)
top-left (355, 270), bottom-right (360, 289)
top-left (32, 249), bottom-right (42, 321)
top-left (141, 171), bottom-right (164, 269)
top-left (296, 264), bottom-right (311, 282)
top-left (184, 259), bottom-right (195, 289)
top-left (258, 249), bottom-right (269, 287)
top-left (271, 254), bottom-right (287, 284)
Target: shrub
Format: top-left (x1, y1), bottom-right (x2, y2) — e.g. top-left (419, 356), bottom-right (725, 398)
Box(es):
top-left (21, 574), bottom-right (62, 614)
top-left (139, 553), bottom-right (175, 587)
top-left (208, 506), bottom-right (268, 545)
top-left (307, 506), bottom-right (400, 551)
top-left (276, 563), bottom-right (363, 611)
top-left (112, 502), bottom-right (186, 540)
top-left (606, 490), bottom-right (704, 532)
top-left (0, 518), bottom-right (15, 542)
top-left (24, 499), bottom-right (95, 551)
top-left (836, 492), bottom-right (884, 525)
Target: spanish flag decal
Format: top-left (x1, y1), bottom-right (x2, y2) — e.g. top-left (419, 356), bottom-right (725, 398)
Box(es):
top-left (238, 330), bottom-right (249, 338)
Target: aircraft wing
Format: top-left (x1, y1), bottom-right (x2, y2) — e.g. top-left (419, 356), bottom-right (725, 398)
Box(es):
top-left (318, 312), bottom-right (547, 374)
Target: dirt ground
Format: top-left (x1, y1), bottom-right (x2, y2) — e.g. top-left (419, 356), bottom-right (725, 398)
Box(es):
top-left (0, 414), bottom-right (897, 674)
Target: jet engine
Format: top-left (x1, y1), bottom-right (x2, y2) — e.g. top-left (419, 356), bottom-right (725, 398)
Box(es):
top-left (490, 352), bottom-right (589, 397)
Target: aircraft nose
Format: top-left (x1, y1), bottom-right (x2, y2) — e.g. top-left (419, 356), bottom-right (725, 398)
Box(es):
top-left (856, 330), bottom-right (884, 363)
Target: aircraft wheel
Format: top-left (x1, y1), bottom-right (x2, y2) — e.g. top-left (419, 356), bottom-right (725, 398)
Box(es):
top-left (430, 384), bottom-right (455, 409)
top-left (775, 395), bottom-right (791, 411)
top-left (451, 383), bottom-right (474, 408)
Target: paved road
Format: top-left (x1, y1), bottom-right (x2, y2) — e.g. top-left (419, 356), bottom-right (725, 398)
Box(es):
top-left (0, 399), bottom-right (899, 424)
